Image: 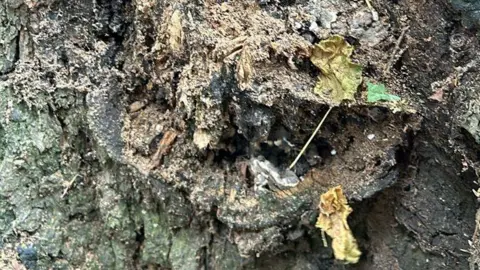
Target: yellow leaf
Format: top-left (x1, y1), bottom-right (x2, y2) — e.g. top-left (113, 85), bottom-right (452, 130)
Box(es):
top-left (316, 185), bottom-right (361, 264)
top-left (311, 35), bottom-right (362, 104)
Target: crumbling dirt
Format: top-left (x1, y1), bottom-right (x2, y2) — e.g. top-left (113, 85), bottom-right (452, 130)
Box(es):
top-left (120, 0), bottom-right (437, 263)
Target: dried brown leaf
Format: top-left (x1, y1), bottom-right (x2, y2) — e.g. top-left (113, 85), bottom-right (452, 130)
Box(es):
top-left (316, 185), bottom-right (361, 264)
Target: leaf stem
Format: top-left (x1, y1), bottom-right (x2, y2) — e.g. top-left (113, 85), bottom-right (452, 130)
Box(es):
top-left (289, 106), bottom-right (333, 170)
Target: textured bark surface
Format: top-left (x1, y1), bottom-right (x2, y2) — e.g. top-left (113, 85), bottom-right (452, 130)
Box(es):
top-left (1, 0), bottom-right (480, 269)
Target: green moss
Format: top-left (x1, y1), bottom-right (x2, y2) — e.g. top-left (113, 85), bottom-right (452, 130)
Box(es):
top-left (0, 3), bottom-right (19, 74)
top-left (0, 199), bottom-right (14, 237)
top-left (111, 241), bottom-right (130, 270)
top-left (140, 210), bottom-right (171, 266)
top-left (170, 229), bottom-right (207, 270)
top-left (37, 215), bottom-right (65, 258)
top-left (211, 238), bottom-right (242, 270)
top-left (97, 239), bottom-right (116, 269)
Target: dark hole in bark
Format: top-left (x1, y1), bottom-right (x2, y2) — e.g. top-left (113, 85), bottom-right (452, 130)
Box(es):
top-left (345, 36), bottom-right (360, 46)
top-left (149, 132), bottom-right (164, 155)
top-left (363, 62), bottom-right (378, 77)
top-left (213, 130), bottom-right (250, 164)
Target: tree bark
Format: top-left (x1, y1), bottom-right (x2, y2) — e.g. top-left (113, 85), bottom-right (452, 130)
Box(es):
top-left (0, 0), bottom-right (479, 269)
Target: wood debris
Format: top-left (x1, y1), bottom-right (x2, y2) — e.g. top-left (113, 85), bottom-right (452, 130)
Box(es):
top-left (149, 130), bottom-right (178, 169)
top-left (168, 10), bottom-right (184, 52)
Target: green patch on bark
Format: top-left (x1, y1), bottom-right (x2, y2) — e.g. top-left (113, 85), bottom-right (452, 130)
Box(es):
top-left (170, 229), bottom-right (208, 270)
top-left (140, 210), bottom-right (171, 266)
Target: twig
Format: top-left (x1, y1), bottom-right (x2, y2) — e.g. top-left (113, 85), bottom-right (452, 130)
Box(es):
top-left (365, 0), bottom-right (378, 21)
top-left (289, 106), bottom-right (333, 170)
top-left (61, 174), bottom-right (79, 198)
top-left (321, 230), bottom-right (328, 247)
top-left (385, 26), bottom-right (410, 74)
top-left (365, 0), bottom-right (373, 10)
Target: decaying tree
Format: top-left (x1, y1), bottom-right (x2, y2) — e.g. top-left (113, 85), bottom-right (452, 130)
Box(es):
top-left (1, 0), bottom-right (480, 269)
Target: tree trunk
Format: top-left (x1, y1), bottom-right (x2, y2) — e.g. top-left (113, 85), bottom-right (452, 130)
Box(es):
top-left (1, 0), bottom-right (479, 269)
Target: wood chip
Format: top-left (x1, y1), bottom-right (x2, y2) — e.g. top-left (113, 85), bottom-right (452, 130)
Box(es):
top-left (168, 10), bottom-right (184, 52)
top-left (149, 130), bottom-right (178, 169)
top-left (129, 101), bottom-right (146, 113)
top-left (428, 89), bottom-right (444, 102)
